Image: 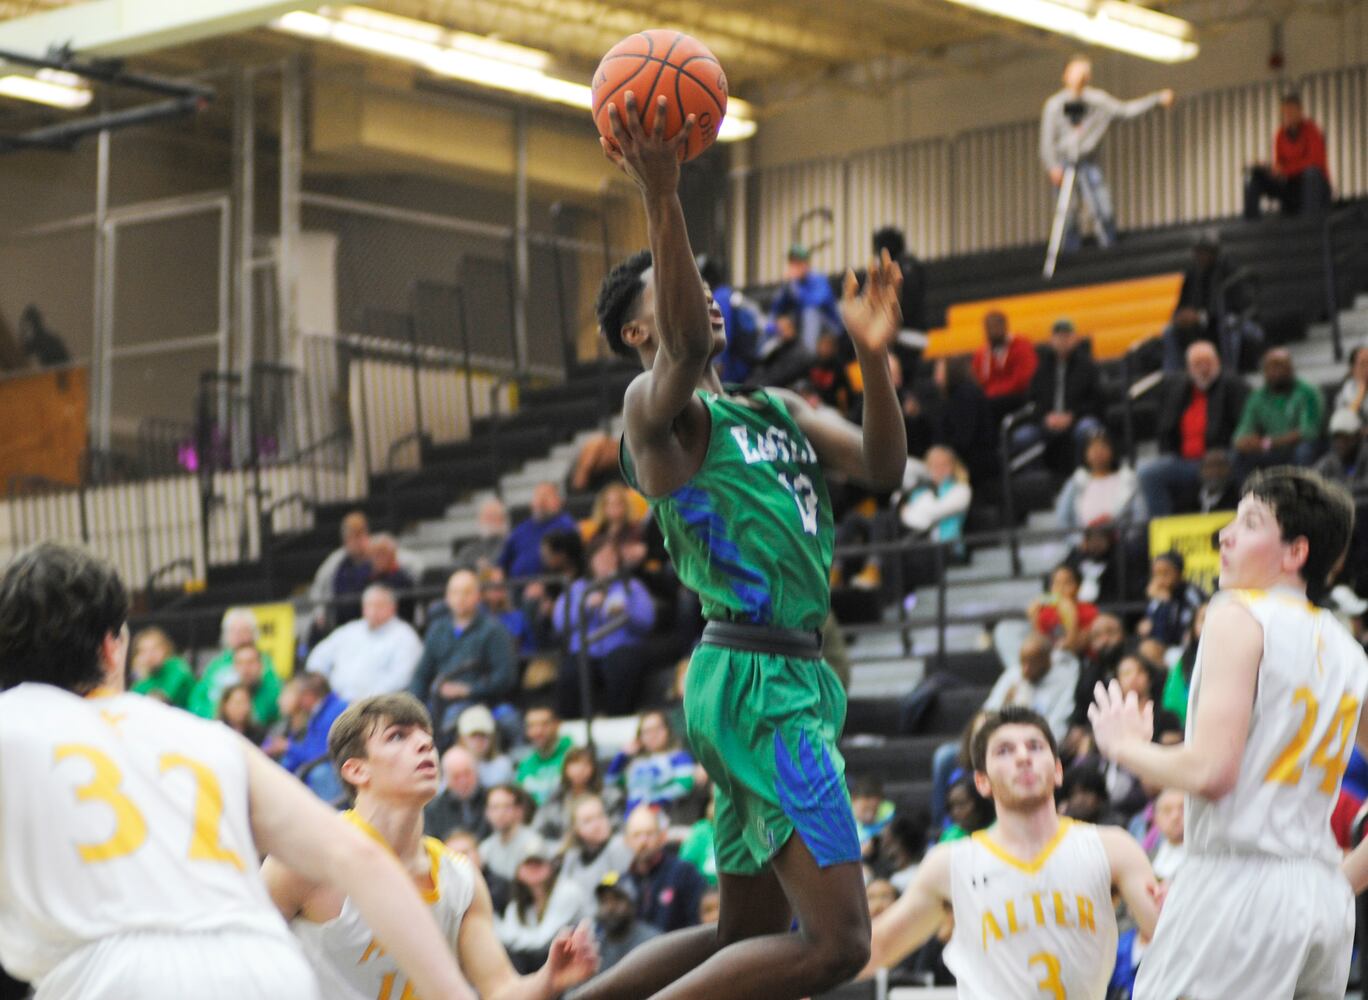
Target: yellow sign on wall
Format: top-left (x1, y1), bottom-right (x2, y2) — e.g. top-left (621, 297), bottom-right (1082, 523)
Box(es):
top-left (1148, 511), bottom-right (1234, 594)
top-left (249, 603), bottom-right (296, 680)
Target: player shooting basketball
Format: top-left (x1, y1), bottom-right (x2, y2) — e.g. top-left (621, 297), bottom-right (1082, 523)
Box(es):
top-left (566, 85), bottom-right (906, 1000)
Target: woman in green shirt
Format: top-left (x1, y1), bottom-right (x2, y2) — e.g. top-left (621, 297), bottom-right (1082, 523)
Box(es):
top-left (1160, 600), bottom-right (1208, 727)
top-left (129, 626), bottom-right (195, 708)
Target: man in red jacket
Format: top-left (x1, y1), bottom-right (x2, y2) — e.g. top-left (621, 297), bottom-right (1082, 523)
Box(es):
top-left (972, 309), bottom-right (1038, 424)
top-left (1244, 92), bottom-right (1330, 219)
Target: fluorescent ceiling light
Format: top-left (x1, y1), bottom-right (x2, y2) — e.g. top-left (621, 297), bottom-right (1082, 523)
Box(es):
top-left (274, 7), bottom-right (757, 140)
top-left (0, 68), bottom-right (93, 108)
top-left (943, 0), bottom-right (1198, 63)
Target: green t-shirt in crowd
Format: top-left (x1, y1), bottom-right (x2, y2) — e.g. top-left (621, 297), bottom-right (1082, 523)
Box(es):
top-left (516, 734), bottom-right (574, 805)
top-left (1162, 657), bottom-right (1191, 728)
top-left (187, 649), bottom-right (282, 727)
top-left (130, 655), bottom-right (196, 709)
top-left (679, 818), bottom-right (718, 887)
top-left (1234, 379), bottom-right (1323, 441)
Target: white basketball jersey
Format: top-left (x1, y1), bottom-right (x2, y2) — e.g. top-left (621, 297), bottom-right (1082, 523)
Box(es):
top-left (946, 818), bottom-right (1117, 1000)
top-left (293, 811), bottom-right (477, 1000)
top-left (1186, 588), bottom-right (1368, 864)
top-left (0, 684), bottom-right (294, 985)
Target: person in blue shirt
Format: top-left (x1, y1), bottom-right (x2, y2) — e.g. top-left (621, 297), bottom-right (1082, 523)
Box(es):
top-left (553, 538), bottom-right (656, 718)
top-left (767, 243), bottom-right (843, 354)
top-left (698, 254), bottom-right (761, 385)
top-left (499, 482), bottom-right (579, 580)
top-left (275, 672), bottom-right (348, 775)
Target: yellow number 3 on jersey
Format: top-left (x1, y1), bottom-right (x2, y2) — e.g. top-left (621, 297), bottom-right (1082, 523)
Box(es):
top-left (1029, 950), bottom-right (1066, 999)
top-left (55, 743), bottom-right (244, 870)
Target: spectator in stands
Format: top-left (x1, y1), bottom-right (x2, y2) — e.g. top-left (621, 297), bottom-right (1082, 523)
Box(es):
top-left (1029, 563), bottom-right (1098, 655)
top-left (127, 626), bottom-right (194, 708)
top-left (497, 835), bottom-right (590, 974)
top-left (304, 584), bottom-right (423, 701)
top-left (902, 358), bottom-right (997, 484)
top-left (749, 303), bottom-right (813, 389)
top-left (1315, 409), bottom-right (1368, 491)
top-left (516, 706), bottom-right (574, 807)
top-left (593, 872), bottom-right (659, 974)
top-left (929, 710), bottom-right (990, 833)
top-left (219, 644), bottom-right (281, 729)
top-left (872, 226), bottom-right (928, 358)
top-left (273, 672), bottom-right (347, 775)
top-left (308, 513), bottom-right (422, 635)
top-left (560, 794), bottom-right (635, 900)
top-left (940, 775), bottom-right (994, 842)
top-left (1196, 448), bottom-right (1240, 513)
top-left (423, 745), bottom-right (490, 841)
top-left (408, 569), bottom-right (518, 738)
top-left (189, 607), bottom-right (279, 719)
top-left (1138, 341), bottom-right (1250, 516)
top-left (1061, 521), bottom-right (1129, 605)
top-left (768, 242), bottom-right (843, 354)
top-left (554, 538), bottom-right (657, 719)
top-left (605, 711), bottom-right (695, 817)
top-left (850, 777), bottom-right (895, 858)
top-left (1244, 92), bottom-right (1331, 219)
top-left (533, 746), bottom-right (609, 840)
top-left (500, 482), bottom-right (579, 580)
top-left (1334, 346), bottom-right (1368, 423)
top-left (1160, 231), bottom-right (1244, 374)
top-left (982, 632), bottom-right (1078, 741)
top-left (583, 483), bottom-right (646, 561)
top-left (446, 828), bottom-right (511, 915)
top-left (899, 446), bottom-right (973, 569)
top-left (366, 533), bottom-right (416, 620)
top-left (1159, 602), bottom-right (1206, 727)
top-left (1054, 430), bottom-right (1142, 531)
top-left (1148, 788), bottom-right (1188, 882)
top-left (1233, 346), bottom-right (1323, 477)
top-left (481, 567), bottom-right (537, 656)
top-left (454, 497), bottom-right (510, 573)
top-left (480, 783), bottom-right (542, 882)
top-left (624, 805), bottom-right (707, 933)
top-left (520, 528), bottom-right (586, 653)
top-left (1020, 318), bottom-right (1103, 475)
top-left (1137, 551), bottom-right (1205, 648)
top-left (569, 433), bottom-right (624, 495)
top-left (457, 704), bottom-right (515, 787)
top-left (1063, 611), bottom-right (1128, 758)
top-left (972, 310), bottom-right (1038, 424)
top-left (1040, 55), bottom-right (1174, 251)
top-left (807, 331), bottom-right (852, 414)
top-left (678, 793), bottom-right (717, 888)
top-left (699, 254), bottom-right (763, 386)
top-left (216, 683), bottom-right (265, 744)
top-left (1060, 759), bottom-right (1121, 826)
top-left (874, 814), bottom-right (926, 892)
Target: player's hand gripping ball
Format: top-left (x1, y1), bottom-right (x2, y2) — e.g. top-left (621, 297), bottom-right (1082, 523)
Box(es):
top-left (592, 29), bottom-right (729, 162)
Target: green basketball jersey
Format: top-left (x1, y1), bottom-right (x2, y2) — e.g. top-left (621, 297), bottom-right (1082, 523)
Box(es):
top-left (622, 388), bottom-right (833, 630)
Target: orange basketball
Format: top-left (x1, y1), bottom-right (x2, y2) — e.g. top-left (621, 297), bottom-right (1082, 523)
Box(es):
top-left (591, 30), bottom-right (729, 163)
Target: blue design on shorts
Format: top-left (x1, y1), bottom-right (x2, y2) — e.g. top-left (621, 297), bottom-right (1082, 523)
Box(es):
top-left (773, 729), bottom-right (859, 867)
top-left (670, 484), bottom-right (773, 624)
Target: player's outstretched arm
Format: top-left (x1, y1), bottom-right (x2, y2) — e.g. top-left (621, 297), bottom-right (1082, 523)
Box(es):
top-left (243, 745), bottom-right (477, 1000)
top-left (857, 842), bottom-right (951, 980)
top-left (774, 251), bottom-right (907, 492)
top-left (456, 868), bottom-right (599, 1000)
top-left (1090, 598), bottom-right (1259, 800)
top-left (1099, 826), bottom-right (1161, 940)
top-left (603, 93), bottom-right (709, 437)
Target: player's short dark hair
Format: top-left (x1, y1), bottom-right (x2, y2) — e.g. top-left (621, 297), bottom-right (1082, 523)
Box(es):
top-left (1242, 466), bottom-right (1355, 601)
top-left (872, 226), bottom-right (905, 260)
top-left (0, 542), bottom-right (128, 694)
top-left (596, 250), bottom-right (652, 360)
top-left (328, 693), bottom-right (432, 799)
top-left (971, 706), bottom-right (1058, 772)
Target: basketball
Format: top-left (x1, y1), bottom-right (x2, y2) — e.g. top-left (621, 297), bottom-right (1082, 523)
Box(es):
top-left (591, 29), bottom-right (729, 163)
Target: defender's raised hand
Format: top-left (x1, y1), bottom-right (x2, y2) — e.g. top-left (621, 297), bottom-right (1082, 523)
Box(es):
top-left (601, 92), bottom-right (697, 196)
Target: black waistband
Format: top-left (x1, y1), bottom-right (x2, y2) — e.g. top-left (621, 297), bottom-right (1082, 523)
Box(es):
top-left (701, 621), bottom-right (823, 659)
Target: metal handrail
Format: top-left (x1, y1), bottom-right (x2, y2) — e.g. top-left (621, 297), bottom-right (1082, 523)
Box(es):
top-left (997, 403), bottom-right (1037, 577)
top-left (1324, 202), bottom-right (1368, 362)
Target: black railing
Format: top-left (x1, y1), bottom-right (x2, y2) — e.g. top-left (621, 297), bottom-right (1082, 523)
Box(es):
top-left (1324, 202), bottom-right (1368, 362)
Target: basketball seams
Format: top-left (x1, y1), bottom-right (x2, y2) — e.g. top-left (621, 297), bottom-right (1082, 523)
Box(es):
top-left (590, 31), bottom-right (657, 118)
top-left (638, 32), bottom-right (686, 132)
top-left (674, 55), bottom-right (726, 119)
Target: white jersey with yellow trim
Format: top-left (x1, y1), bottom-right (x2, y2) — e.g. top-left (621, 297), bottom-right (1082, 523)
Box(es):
top-left (1186, 587), bottom-right (1368, 864)
top-left (292, 810), bottom-right (477, 1000)
top-left (945, 817), bottom-right (1116, 1000)
top-left (0, 683), bottom-right (300, 988)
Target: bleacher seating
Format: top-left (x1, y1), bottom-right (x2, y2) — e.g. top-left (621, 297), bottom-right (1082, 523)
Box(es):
top-left (925, 272), bottom-right (1184, 360)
